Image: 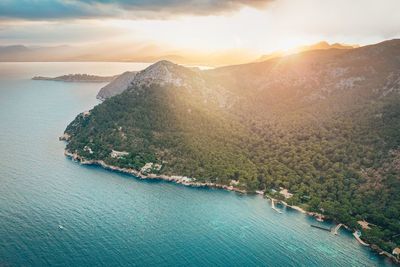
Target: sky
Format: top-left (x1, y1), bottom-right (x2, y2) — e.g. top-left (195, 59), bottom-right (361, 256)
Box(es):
top-left (0, 0), bottom-right (399, 65)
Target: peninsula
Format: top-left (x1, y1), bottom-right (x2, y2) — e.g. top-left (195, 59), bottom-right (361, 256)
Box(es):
top-left (63, 40), bottom-right (400, 263)
top-left (32, 73), bottom-right (117, 83)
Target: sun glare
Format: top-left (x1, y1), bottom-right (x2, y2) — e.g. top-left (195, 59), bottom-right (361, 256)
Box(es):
top-left (278, 38), bottom-right (310, 52)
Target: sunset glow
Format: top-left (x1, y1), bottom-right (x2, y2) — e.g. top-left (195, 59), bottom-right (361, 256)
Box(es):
top-left (0, 0), bottom-right (399, 65)
top-left (1, 1), bottom-right (400, 266)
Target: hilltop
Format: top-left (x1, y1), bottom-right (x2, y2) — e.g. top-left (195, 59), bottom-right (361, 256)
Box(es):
top-left (96, 71), bottom-right (137, 100)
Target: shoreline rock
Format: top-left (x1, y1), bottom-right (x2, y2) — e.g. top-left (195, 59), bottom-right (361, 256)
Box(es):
top-left (59, 133), bottom-right (70, 141)
top-left (64, 150), bottom-right (247, 194)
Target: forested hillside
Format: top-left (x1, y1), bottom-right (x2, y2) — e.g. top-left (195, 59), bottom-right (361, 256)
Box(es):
top-left (65, 40), bottom-right (400, 252)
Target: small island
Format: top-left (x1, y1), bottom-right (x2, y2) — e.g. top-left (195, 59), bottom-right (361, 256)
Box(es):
top-left (32, 73), bottom-right (117, 83)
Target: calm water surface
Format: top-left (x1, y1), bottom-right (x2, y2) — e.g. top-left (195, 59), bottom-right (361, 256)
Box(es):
top-left (0, 62), bottom-right (394, 266)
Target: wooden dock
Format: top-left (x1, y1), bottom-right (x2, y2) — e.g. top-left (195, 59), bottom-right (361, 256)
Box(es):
top-left (332, 223), bottom-right (343, 235)
top-left (353, 231), bottom-right (369, 246)
top-left (310, 224), bottom-right (331, 231)
top-left (271, 199), bottom-right (283, 214)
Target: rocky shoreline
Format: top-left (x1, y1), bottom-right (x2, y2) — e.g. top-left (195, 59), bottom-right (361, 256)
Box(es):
top-left (63, 149), bottom-right (399, 265)
top-left (64, 150), bottom-right (246, 194)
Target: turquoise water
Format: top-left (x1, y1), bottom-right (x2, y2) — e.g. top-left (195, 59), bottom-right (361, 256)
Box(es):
top-left (0, 62), bottom-right (394, 266)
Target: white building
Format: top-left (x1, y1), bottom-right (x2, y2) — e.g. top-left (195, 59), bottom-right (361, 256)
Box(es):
top-left (110, 150), bottom-right (129, 158)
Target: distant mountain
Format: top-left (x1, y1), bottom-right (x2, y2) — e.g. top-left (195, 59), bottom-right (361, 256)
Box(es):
top-left (0, 44), bottom-right (181, 63)
top-left (64, 40), bottom-right (400, 255)
top-left (0, 45), bottom-right (78, 61)
top-left (0, 41), bottom-right (358, 66)
top-left (256, 41), bottom-right (357, 62)
top-left (129, 55), bottom-right (187, 64)
top-left (0, 45), bottom-right (31, 61)
top-left (0, 44), bottom-right (243, 65)
top-left (0, 45), bottom-right (30, 54)
top-left (299, 41), bottom-right (357, 51)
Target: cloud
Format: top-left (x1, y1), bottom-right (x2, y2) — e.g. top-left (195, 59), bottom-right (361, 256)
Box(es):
top-left (0, 0), bottom-right (273, 20)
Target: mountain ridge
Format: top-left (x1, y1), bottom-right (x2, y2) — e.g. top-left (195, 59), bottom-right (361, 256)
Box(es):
top-left (256, 41), bottom-right (358, 62)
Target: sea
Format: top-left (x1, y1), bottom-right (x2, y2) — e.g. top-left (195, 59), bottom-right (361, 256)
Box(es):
top-left (0, 62), bottom-right (394, 266)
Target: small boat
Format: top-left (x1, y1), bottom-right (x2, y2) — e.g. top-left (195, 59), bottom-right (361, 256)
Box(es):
top-left (316, 217), bottom-right (324, 222)
top-left (58, 224), bottom-right (64, 230)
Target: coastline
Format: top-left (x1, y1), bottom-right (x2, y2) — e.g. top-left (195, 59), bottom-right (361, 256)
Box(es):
top-left (32, 74), bottom-right (116, 83)
top-left (64, 150), bottom-right (247, 194)
top-left (63, 148), bottom-right (399, 265)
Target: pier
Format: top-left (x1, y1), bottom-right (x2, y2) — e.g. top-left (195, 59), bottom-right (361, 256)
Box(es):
top-left (332, 223), bottom-right (343, 235)
top-left (353, 231), bottom-right (369, 246)
top-left (271, 199), bottom-right (283, 214)
top-left (310, 224), bottom-right (331, 231)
